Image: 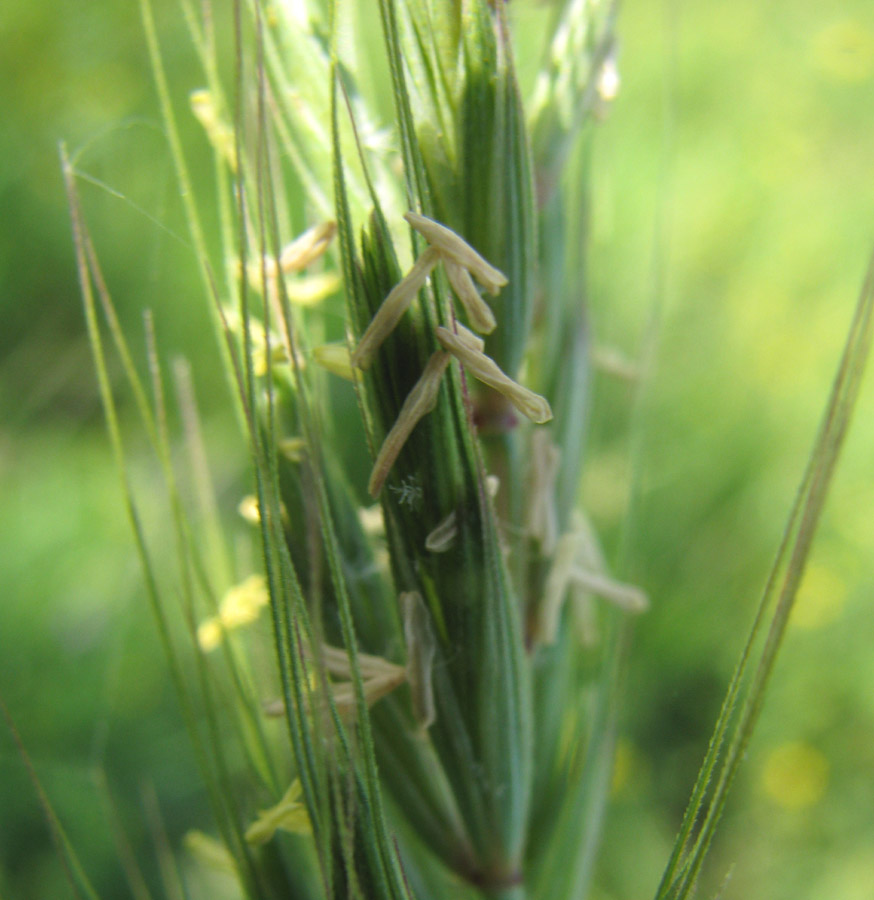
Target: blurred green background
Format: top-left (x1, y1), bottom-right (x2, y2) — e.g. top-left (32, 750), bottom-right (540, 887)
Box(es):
top-left (1, 1), bottom-right (872, 899)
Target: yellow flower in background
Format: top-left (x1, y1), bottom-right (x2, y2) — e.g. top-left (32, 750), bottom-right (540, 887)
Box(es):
top-left (813, 20), bottom-right (874, 83)
top-left (791, 563), bottom-right (846, 630)
top-left (219, 575), bottom-right (269, 629)
top-left (196, 618), bottom-right (224, 653)
top-left (760, 741), bottom-right (830, 811)
top-left (197, 575), bottom-right (270, 652)
top-left (245, 780), bottom-right (311, 845)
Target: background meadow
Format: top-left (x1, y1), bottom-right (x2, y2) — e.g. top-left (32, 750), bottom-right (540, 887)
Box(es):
top-left (1, 1), bottom-right (873, 898)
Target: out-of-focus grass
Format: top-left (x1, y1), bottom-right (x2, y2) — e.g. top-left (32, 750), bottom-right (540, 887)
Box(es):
top-left (585, 2), bottom-right (874, 898)
top-left (1, 0), bottom-right (872, 898)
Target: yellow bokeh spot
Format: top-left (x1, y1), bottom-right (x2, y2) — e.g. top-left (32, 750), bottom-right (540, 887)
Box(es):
top-left (813, 20), bottom-right (874, 83)
top-left (219, 575), bottom-right (269, 630)
top-left (197, 575), bottom-right (269, 652)
top-left (197, 618), bottom-right (223, 653)
top-left (792, 563), bottom-right (846, 629)
top-left (760, 741), bottom-right (829, 811)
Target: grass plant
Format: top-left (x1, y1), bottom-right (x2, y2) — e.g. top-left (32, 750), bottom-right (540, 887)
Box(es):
top-left (39, 0), bottom-right (874, 897)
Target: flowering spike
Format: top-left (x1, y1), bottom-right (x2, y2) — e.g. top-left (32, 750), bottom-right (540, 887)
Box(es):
top-left (368, 350), bottom-right (452, 497)
top-left (435, 326), bottom-right (553, 424)
top-left (404, 212), bottom-right (508, 295)
top-left (352, 246), bottom-right (440, 370)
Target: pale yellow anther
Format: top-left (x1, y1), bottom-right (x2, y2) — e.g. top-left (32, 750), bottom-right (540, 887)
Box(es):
top-left (568, 567), bottom-right (649, 614)
top-left (312, 342), bottom-right (354, 380)
top-left (451, 322), bottom-right (486, 353)
top-left (245, 780), bottom-right (311, 845)
top-left (425, 510), bottom-right (458, 553)
top-left (278, 436), bottom-right (307, 462)
top-left (352, 246), bottom-right (440, 370)
top-left (357, 504), bottom-right (385, 536)
top-left (317, 644), bottom-right (405, 682)
top-left (527, 431), bottom-right (561, 554)
top-left (538, 512), bottom-right (649, 646)
top-left (435, 326), bottom-right (553, 424)
top-left (279, 221), bottom-right (337, 273)
top-left (443, 259), bottom-right (497, 334)
top-left (285, 272), bottom-right (342, 306)
top-left (263, 645), bottom-right (405, 720)
top-left (368, 350), bottom-right (451, 497)
top-left (591, 345), bottom-right (640, 382)
top-left (401, 591), bottom-right (436, 731)
top-left (328, 668), bottom-right (406, 718)
top-left (540, 531), bottom-right (583, 644)
top-left (190, 90), bottom-right (237, 172)
top-left (404, 212), bottom-right (508, 295)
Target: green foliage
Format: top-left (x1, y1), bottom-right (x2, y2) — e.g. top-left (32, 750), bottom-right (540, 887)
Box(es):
top-left (3, 0), bottom-right (872, 899)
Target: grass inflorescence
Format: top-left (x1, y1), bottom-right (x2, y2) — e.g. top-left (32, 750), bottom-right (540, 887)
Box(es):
top-left (52, 0), bottom-right (874, 898)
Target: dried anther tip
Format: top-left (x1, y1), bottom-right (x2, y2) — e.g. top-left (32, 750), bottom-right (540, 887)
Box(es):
top-left (443, 259), bottom-right (497, 334)
top-left (435, 326), bottom-right (553, 424)
top-left (404, 212), bottom-right (508, 295)
top-left (368, 350), bottom-right (451, 496)
top-left (352, 246), bottom-right (440, 370)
